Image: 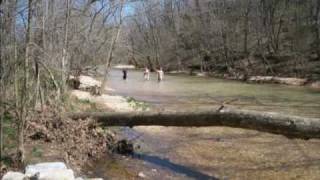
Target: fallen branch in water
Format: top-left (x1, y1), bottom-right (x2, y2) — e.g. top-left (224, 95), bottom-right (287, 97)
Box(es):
top-left (68, 109), bottom-right (320, 139)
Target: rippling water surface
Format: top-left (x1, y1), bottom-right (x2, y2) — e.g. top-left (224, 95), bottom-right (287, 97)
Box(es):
top-left (85, 69), bottom-right (320, 179)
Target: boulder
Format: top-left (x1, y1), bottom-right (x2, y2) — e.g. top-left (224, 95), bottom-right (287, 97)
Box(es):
top-left (78, 75), bottom-right (101, 89)
top-left (273, 77), bottom-right (307, 86)
top-left (310, 81), bottom-right (320, 89)
top-left (114, 139), bottom-right (134, 155)
top-left (2, 172), bottom-right (26, 180)
top-left (32, 169), bottom-right (75, 180)
top-left (138, 172), bottom-right (146, 178)
top-left (25, 162), bottom-right (67, 175)
top-left (113, 64), bottom-right (135, 69)
top-left (2, 163), bottom-right (102, 180)
top-left (167, 70), bottom-right (188, 75)
top-left (248, 76), bottom-right (274, 83)
top-left (25, 162), bottom-right (75, 180)
top-left (69, 75), bottom-right (101, 90)
top-left (195, 72), bottom-right (208, 77)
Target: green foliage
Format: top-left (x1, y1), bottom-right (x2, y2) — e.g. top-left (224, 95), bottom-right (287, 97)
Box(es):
top-left (31, 146), bottom-right (43, 158)
top-left (2, 112), bottom-right (17, 147)
top-left (0, 156), bottom-right (15, 167)
top-left (78, 99), bottom-right (91, 104)
top-left (126, 97), bottom-right (149, 111)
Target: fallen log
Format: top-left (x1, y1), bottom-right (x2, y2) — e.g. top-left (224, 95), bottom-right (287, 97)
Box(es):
top-left (68, 109), bottom-right (320, 139)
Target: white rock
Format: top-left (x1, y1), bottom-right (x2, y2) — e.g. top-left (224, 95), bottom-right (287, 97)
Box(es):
top-left (25, 162), bottom-right (67, 175)
top-left (71, 90), bottom-right (135, 112)
top-left (78, 75), bottom-right (101, 89)
top-left (138, 172), bottom-right (146, 178)
top-left (113, 64), bottom-right (135, 69)
top-left (2, 171), bottom-right (26, 180)
top-left (36, 169), bottom-right (75, 180)
top-left (25, 162), bottom-right (75, 180)
top-left (196, 72), bottom-right (207, 77)
top-left (311, 81), bottom-right (320, 89)
top-left (273, 77), bottom-right (307, 86)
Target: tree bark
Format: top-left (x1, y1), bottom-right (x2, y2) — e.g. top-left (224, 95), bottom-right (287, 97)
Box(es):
top-left (243, 0), bottom-right (251, 55)
top-left (61, 0), bottom-right (70, 95)
top-left (100, 0), bottom-right (124, 93)
top-left (18, 0), bottom-right (33, 163)
top-left (314, 0), bottom-right (320, 57)
top-left (0, 111), bottom-right (3, 160)
top-left (0, 0), bottom-right (4, 162)
top-left (68, 109), bottom-right (320, 139)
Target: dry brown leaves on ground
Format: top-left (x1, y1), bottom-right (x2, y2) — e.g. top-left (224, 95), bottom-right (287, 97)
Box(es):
top-left (25, 106), bottom-right (115, 173)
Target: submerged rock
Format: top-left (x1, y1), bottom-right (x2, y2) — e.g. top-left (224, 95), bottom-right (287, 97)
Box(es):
top-left (138, 172), bottom-right (146, 178)
top-left (114, 139), bottom-right (134, 155)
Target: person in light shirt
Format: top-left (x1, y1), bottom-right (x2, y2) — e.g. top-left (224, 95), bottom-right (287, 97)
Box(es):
top-left (143, 67), bottom-right (150, 80)
top-left (156, 67), bottom-right (164, 82)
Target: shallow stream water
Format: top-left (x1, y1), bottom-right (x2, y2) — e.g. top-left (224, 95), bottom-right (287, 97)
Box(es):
top-left (86, 70), bottom-right (320, 179)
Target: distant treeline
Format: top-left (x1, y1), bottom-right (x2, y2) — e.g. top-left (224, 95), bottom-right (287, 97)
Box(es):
top-left (126, 0), bottom-right (320, 79)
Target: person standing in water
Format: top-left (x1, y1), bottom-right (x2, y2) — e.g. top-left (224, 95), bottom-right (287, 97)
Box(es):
top-left (156, 67), bottom-right (164, 82)
top-left (122, 69), bottom-right (127, 80)
top-left (143, 67), bottom-right (150, 80)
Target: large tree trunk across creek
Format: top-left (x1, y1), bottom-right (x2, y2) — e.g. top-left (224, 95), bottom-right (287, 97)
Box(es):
top-left (68, 109), bottom-right (320, 139)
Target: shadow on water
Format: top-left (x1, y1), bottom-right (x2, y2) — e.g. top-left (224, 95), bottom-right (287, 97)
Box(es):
top-left (132, 153), bottom-right (218, 180)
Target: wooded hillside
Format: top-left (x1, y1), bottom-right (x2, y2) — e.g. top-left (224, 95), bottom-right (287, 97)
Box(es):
top-left (1, 0), bottom-right (320, 164)
top-left (126, 0), bottom-right (320, 79)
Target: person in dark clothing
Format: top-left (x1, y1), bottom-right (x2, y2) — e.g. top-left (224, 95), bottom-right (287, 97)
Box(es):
top-left (122, 69), bottom-right (127, 80)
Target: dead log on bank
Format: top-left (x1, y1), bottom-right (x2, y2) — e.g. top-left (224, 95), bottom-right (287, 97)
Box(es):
top-left (68, 109), bottom-right (320, 139)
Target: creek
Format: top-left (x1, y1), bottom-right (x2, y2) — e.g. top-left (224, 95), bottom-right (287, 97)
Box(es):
top-left (85, 69), bottom-right (320, 179)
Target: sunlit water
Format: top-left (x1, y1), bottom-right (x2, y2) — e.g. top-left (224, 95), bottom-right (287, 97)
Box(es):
top-left (85, 69), bottom-right (320, 179)
top-left (107, 69), bottom-right (320, 117)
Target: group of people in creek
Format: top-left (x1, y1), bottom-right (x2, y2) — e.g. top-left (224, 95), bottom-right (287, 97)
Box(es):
top-left (122, 67), bottom-right (164, 82)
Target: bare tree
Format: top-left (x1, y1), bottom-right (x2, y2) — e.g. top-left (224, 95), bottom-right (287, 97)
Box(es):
top-left (100, 0), bottom-right (124, 93)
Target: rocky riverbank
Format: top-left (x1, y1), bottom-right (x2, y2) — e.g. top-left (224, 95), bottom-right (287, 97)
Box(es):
top-left (1, 75), bottom-right (139, 179)
top-left (167, 70), bottom-right (320, 90)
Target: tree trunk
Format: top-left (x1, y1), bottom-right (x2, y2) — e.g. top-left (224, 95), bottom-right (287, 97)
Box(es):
top-left (69, 109), bottom-right (320, 139)
top-left (100, 0), bottom-right (124, 93)
top-left (61, 0), bottom-right (70, 95)
top-left (315, 0), bottom-right (320, 57)
top-left (18, 0), bottom-right (33, 163)
top-left (0, 0), bottom-right (3, 162)
top-left (243, 0), bottom-right (251, 55)
top-left (0, 112), bottom-right (3, 160)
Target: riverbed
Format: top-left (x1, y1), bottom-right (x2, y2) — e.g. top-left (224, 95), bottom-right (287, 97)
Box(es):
top-left (86, 70), bottom-right (320, 179)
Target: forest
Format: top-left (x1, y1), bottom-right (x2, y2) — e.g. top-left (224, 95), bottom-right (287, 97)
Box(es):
top-left (1, 0), bottom-right (320, 179)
